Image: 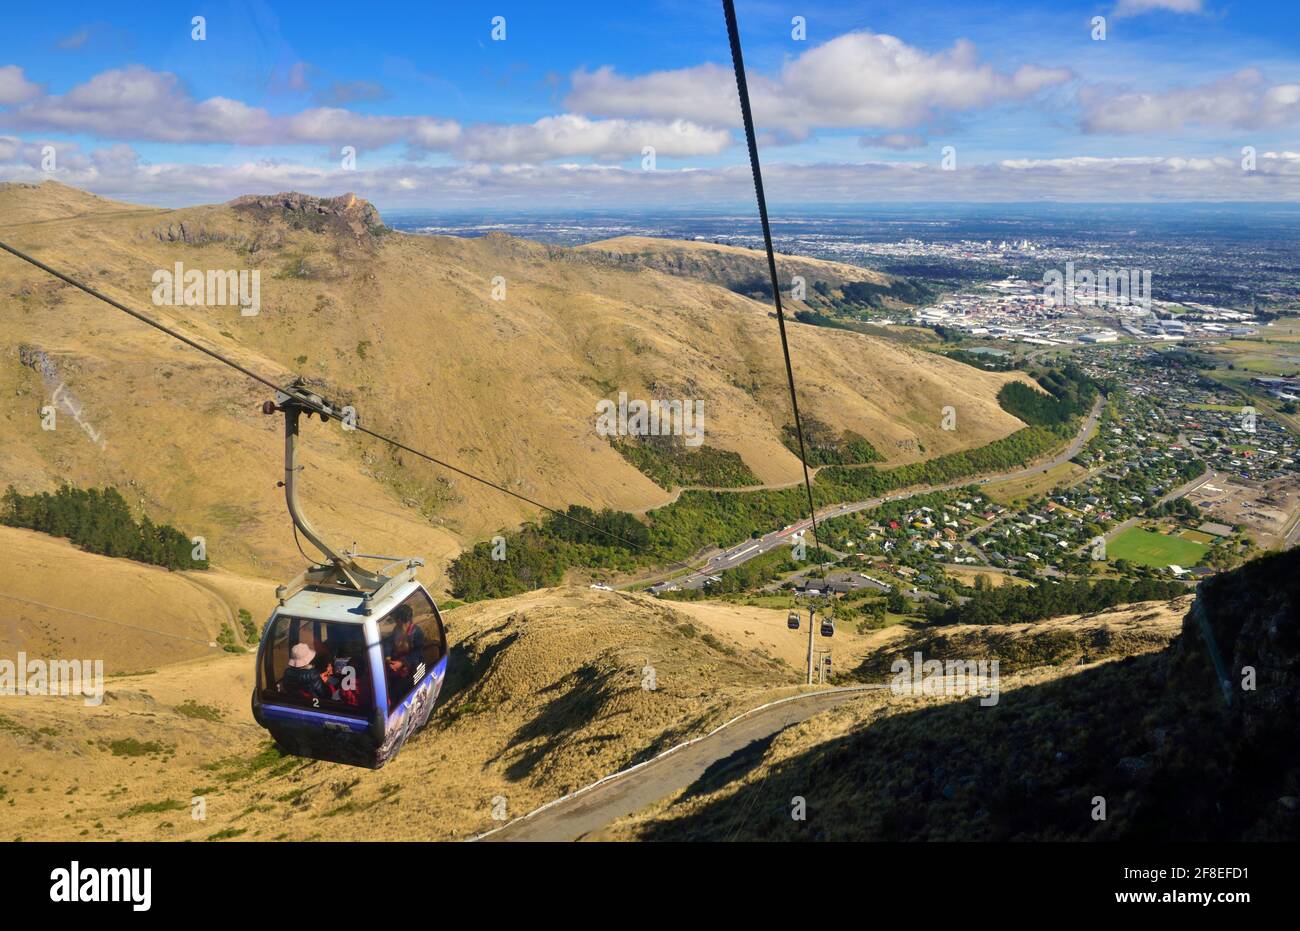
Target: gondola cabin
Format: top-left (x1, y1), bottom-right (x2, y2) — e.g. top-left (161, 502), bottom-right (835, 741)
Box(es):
top-left (253, 578), bottom-right (448, 769)
top-left (787, 611), bottom-right (801, 630)
top-left (251, 381), bottom-right (449, 768)
top-left (820, 617), bottom-right (835, 638)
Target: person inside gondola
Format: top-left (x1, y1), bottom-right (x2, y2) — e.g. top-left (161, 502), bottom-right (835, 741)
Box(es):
top-left (390, 604), bottom-right (426, 658)
top-left (385, 626), bottom-right (417, 686)
top-left (282, 642), bottom-right (331, 704)
top-left (331, 642), bottom-right (365, 708)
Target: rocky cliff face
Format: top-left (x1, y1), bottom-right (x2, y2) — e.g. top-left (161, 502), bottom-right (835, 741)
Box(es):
top-left (227, 191), bottom-right (384, 239)
top-left (142, 193), bottom-right (384, 253)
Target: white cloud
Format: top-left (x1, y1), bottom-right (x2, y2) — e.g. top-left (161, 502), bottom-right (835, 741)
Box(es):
top-left (567, 32), bottom-right (1072, 136)
top-left (1113, 0), bottom-right (1204, 18)
top-left (1082, 70), bottom-right (1300, 133)
top-left (5, 145), bottom-right (1297, 207)
top-left (0, 65), bottom-right (713, 162)
top-left (454, 114), bottom-right (731, 161)
top-left (282, 108), bottom-right (460, 149)
top-left (57, 27), bottom-right (95, 51)
top-left (0, 65), bottom-right (41, 106)
top-left (4, 67), bottom-right (274, 143)
top-left (774, 34), bottom-right (1072, 133)
top-left (567, 63), bottom-right (743, 127)
top-left (859, 133), bottom-right (927, 150)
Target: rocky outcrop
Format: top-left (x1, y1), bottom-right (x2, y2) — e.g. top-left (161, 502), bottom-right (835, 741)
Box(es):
top-left (143, 193), bottom-right (384, 253)
top-left (226, 192), bottom-right (384, 238)
top-left (17, 344), bottom-right (59, 381)
top-left (150, 221), bottom-right (236, 246)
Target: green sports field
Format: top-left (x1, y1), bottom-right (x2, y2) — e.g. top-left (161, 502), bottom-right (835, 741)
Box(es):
top-left (1108, 527), bottom-right (1208, 568)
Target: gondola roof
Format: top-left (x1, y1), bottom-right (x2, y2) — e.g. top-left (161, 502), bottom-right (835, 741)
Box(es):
top-left (279, 579), bottom-right (423, 623)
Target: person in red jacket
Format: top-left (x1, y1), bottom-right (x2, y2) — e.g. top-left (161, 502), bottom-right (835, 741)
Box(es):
top-left (330, 645), bottom-right (365, 708)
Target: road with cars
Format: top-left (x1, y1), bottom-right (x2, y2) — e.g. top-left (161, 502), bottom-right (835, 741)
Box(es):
top-left (644, 397), bottom-right (1103, 594)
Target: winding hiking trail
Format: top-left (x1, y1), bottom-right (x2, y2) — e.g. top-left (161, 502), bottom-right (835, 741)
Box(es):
top-left (476, 685), bottom-right (883, 842)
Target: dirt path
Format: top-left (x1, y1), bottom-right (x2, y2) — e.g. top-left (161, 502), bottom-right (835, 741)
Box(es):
top-left (476, 685), bottom-right (884, 842)
top-left (172, 572), bottom-right (239, 643)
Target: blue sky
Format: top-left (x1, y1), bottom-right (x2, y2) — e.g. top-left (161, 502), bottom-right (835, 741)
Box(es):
top-left (1, 0), bottom-right (1297, 207)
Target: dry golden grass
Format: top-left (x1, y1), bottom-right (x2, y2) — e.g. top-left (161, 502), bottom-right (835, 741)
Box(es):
top-left (0, 525), bottom-right (266, 670)
top-left (942, 565), bottom-right (1030, 589)
top-left (655, 596), bottom-right (889, 672)
top-left (853, 596), bottom-right (1190, 680)
top-left (1, 181), bottom-right (1028, 586)
top-left (0, 585), bottom-right (803, 841)
top-left (983, 460), bottom-right (1088, 504)
top-left (0, 181), bottom-right (146, 224)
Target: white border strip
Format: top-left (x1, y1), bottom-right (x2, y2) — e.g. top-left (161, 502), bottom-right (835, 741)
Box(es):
top-left (469, 683), bottom-right (882, 841)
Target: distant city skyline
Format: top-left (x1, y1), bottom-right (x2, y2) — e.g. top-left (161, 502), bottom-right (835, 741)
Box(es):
top-left (1, 0), bottom-right (1297, 207)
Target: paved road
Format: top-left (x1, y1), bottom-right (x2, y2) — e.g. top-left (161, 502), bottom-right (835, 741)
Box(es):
top-left (647, 397), bottom-right (1103, 593)
top-left (476, 686), bottom-right (882, 842)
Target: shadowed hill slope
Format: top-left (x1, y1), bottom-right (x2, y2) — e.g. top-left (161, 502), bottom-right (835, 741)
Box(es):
top-left (611, 549), bottom-right (1300, 840)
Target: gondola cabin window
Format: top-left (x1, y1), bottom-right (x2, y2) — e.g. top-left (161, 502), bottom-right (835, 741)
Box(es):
top-left (378, 589), bottom-right (446, 712)
top-left (260, 616), bottom-right (373, 717)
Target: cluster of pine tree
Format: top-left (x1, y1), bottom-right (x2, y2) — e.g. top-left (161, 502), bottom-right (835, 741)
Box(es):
top-left (781, 419), bottom-right (882, 466)
top-left (820, 425), bottom-right (1061, 499)
top-left (935, 577), bottom-right (1186, 626)
top-left (610, 438), bottom-right (760, 490)
top-left (538, 505), bottom-right (652, 549)
top-left (1, 485), bottom-right (207, 571)
top-left (448, 505), bottom-right (648, 601)
top-left (997, 364), bottom-right (1097, 433)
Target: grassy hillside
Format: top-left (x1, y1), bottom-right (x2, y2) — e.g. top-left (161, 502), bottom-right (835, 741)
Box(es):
top-left (577, 235), bottom-right (895, 294)
top-left (0, 586), bottom-right (803, 841)
top-left (0, 525), bottom-right (268, 671)
top-left (0, 181), bottom-right (1027, 586)
top-left (579, 235), bottom-right (936, 329)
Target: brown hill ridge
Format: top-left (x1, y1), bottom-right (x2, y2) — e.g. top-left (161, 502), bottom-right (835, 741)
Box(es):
top-left (0, 181), bottom-right (1028, 582)
top-left (0, 179), bottom-right (145, 224)
top-left (576, 234), bottom-right (895, 299)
